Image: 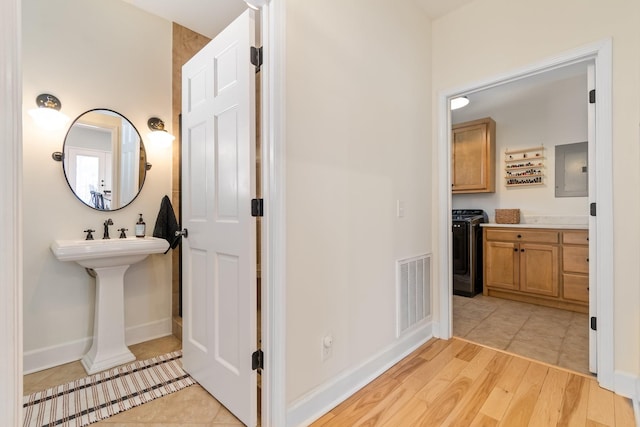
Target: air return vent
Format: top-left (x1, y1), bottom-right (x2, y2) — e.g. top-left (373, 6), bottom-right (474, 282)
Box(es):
top-left (396, 254), bottom-right (431, 337)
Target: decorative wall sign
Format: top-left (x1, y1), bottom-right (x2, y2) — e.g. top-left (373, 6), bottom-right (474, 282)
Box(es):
top-left (504, 146), bottom-right (544, 187)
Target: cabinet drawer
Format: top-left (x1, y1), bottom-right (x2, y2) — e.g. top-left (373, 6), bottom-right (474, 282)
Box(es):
top-left (485, 229), bottom-right (559, 244)
top-left (563, 274), bottom-right (589, 302)
top-left (563, 246), bottom-right (589, 274)
top-left (563, 230), bottom-right (589, 245)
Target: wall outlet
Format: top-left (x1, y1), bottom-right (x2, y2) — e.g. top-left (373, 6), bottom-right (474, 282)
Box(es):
top-left (396, 200), bottom-right (405, 218)
top-left (321, 334), bottom-right (333, 362)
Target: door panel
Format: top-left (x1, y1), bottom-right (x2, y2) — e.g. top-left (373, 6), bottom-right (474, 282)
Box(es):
top-left (485, 241), bottom-right (518, 290)
top-left (452, 124), bottom-right (486, 189)
top-left (181, 9), bottom-right (257, 427)
top-left (519, 244), bottom-right (558, 297)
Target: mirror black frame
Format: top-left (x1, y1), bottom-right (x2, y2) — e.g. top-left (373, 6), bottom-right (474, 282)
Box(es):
top-left (60, 108), bottom-right (148, 211)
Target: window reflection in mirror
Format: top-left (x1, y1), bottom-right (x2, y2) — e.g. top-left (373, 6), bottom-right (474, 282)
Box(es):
top-left (63, 109), bottom-right (147, 210)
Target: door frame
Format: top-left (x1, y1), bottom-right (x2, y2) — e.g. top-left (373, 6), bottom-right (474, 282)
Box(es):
top-left (0, 0), bottom-right (288, 426)
top-left (0, 0), bottom-right (23, 424)
top-left (435, 39), bottom-right (614, 390)
top-left (257, 1), bottom-right (287, 425)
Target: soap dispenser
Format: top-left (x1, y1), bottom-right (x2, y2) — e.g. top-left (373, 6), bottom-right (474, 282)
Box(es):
top-left (135, 213), bottom-right (146, 238)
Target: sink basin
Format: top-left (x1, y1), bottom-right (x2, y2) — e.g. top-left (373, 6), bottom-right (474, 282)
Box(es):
top-left (51, 236), bottom-right (169, 374)
top-left (51, 236), bottom-right (169, 268)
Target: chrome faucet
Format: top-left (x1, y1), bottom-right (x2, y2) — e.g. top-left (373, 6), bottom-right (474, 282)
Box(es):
top-left (103, 218), bottom-right (113, 239)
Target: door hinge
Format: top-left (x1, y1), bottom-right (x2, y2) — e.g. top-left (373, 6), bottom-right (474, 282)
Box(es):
top-left (589, 89), bottom-right (596, 104)
top-left (590, 316), bottom-right (597, 331)
top-left (250, 46), bottom-right (263, 73)
top-left (252, 349), bottom-right (264, 370)
top-left (590, 202), bottom-right (596, 217)
top-left (251, 199), bottom-right (264, 217)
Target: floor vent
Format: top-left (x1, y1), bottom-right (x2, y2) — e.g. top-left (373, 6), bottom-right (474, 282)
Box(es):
top-left (396, 254), bottom-right (431, 337)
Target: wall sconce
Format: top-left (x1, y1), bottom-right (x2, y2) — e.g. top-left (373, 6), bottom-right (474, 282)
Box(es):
top-left (450, 96), bottom-right (470, 110)
top-left (28, 93), bottom-right (70, 130)
top-left (147, 117), bottom-right (175, 147)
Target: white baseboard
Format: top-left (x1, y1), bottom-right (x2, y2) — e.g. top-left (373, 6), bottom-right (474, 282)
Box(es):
top-left (615, 370), bottom-right (639, 399)
top-left (23, 317), bottom-right (173, 374)
top-left (286, 322), bottom-right (433, 427)
top-left (125, 317), bottom-right (173, 347)
top-left (614, 370), bottom-right (640, 427)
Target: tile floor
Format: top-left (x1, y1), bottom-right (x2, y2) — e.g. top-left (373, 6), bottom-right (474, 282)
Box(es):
top-left (23, 336), bottom-right (244, 426)
top-left (453, 294), bottom-right (591, 375)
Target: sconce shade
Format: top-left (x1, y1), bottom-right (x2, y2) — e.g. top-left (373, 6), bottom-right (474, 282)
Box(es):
top-left (147, 117), bottom-right (175, 147)
top-left (28, 93), bottom-right (70, 130)
top-left (450, 96), bottom-right (470, 110)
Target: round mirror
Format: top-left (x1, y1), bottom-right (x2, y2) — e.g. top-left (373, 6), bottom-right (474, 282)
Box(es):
top-left (62, 109), bottom-right (147, 211)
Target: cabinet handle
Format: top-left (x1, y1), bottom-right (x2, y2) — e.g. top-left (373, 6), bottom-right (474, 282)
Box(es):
top-left (521, 249), bottom-right (525, 252)
top-left (514, 248), bottom-right (518, 252)
top-left (517, 234), bottom-right (522, 238)
top-left (586, 257), bottom-right (589, 262)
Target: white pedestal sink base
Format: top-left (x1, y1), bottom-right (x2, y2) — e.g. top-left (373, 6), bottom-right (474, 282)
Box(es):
top-left (50, 237), bottom-right (170, 375)
top-left (82, 264), bottom-right (136, 375)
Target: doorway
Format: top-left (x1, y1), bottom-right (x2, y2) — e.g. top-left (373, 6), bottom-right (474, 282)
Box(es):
top-left (450, 63), bottom-right (591, 375)
top-left (436, 40), bottom-right (615, 391)
top-left (4, 1), bottom-right (287, 427)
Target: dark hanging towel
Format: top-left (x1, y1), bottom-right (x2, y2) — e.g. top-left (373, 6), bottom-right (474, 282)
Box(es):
top-left (153, 195), bottom-right (181, 254)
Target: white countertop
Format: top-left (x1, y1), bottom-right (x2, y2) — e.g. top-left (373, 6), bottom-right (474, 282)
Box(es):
top-left (481, 223), bottom-right (588, 230)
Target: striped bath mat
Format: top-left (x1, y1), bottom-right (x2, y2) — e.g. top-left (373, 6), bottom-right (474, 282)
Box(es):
top-left (23, 351), bottom-right (195, 427)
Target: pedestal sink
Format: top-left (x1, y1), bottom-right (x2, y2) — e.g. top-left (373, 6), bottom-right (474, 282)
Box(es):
top-left (51, 237), bottom-right (169, 374)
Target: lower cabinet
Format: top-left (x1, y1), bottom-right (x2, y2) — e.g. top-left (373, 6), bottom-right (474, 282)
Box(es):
top-left (483, 227), bottom-right (587, 313)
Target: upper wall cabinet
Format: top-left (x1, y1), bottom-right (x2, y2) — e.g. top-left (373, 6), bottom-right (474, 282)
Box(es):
top-left (452, 117), bottom-right (496, 194)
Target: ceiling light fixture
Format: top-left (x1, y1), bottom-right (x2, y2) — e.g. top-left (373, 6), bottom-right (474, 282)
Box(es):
top-left (28, 93), bottom-right (70, 131)
top-left (450, 96), bottom-right (470, 110)
top-left (147, 117), bottom-right (175, 147)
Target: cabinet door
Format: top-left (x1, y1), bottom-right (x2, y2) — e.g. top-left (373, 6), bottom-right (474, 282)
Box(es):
top-left (563, 246), bottom-right (589, 274)
top-left (485, 241), bottom-right (518, 290)
top-left (452, 118), bottom-right (495, 193)
top-left (563, 273), bottom-right (589, 302)
top-left (520, 243), bottom-right (559, 297)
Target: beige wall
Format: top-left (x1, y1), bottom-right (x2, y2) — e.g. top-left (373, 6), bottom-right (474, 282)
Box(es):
top-left (285, 0), bottom-right (432, 402)
top-left (22, 0), bottom-right (173, 371)
top-left (432, 0), bottom-right (640, 376)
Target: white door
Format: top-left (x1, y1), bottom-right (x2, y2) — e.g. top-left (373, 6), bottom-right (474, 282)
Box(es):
top-left (181, 10), bottom-right (257, 427)
top-left (587, 63), bottom-right (597, 373)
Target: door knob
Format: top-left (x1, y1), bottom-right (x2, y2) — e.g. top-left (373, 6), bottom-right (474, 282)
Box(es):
top-left (175, 229), bottom-right (188, 238)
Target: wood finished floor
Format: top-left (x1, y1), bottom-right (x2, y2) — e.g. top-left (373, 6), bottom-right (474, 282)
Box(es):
top-left (310, 338), bottom-right (636, 427)
top-left (24, 336), bottom-right (636, 426)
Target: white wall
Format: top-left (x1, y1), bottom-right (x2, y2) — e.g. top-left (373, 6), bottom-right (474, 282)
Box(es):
top-left (22, 0), bottom-right (173, 372)
top-left (284, 0), bottom-right (432, 409)
top-left (432, 0), bottom-right (640, 382)
top-left (452, 74), bottom-right (589, 222)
